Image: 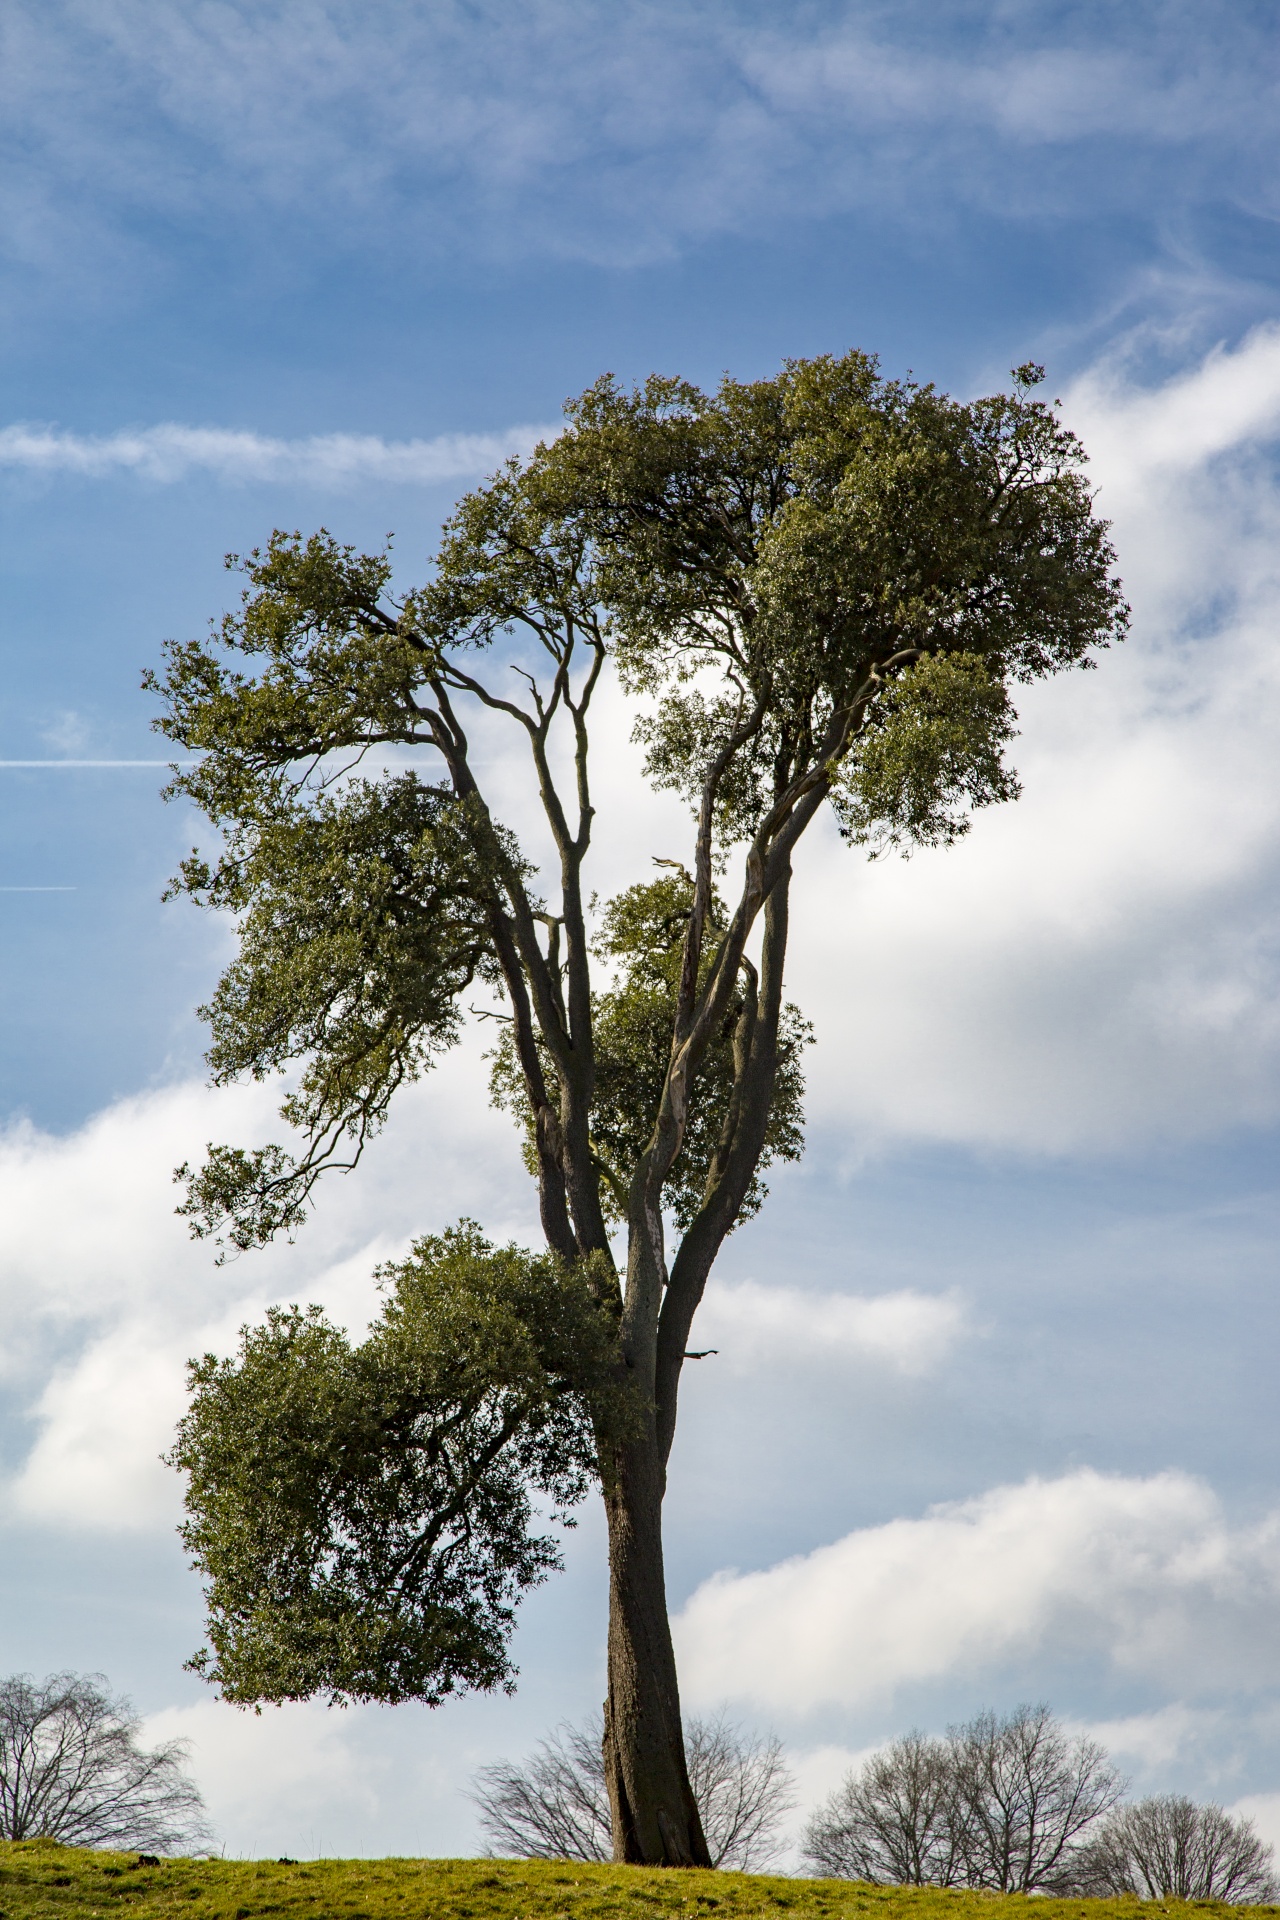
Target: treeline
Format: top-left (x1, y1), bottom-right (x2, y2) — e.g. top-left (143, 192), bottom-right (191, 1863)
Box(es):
top-left (477, 1704), bottom-right (1276, 1901)
top-left (802, 1705), bottom-right (1275, 1902)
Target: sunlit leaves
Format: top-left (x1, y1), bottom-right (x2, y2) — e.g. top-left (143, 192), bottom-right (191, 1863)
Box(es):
top-left (831, 653), bottom-right (1021, 856)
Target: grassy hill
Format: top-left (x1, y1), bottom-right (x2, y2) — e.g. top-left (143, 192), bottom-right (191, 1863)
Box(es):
top-left (1, 1844), bottom-right (1273, 1920)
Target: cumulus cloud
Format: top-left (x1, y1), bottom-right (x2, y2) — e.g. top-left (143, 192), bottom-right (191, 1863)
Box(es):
top-left (674, 1469), bottom-right (1280, 1715)
top-left (0, 421), bottom-right (552, 488)
top-left (782, 323), bottom-right (1280, 1153)
top-left (694, 1280), bottom-right (967, 1378)
top-left (0, 1045), bottom-right (536, 1531)
top-left (1232, 1792), bottom-right (1280, 1859)
top-left (1080, 1704), bottom-right (1224, 1772)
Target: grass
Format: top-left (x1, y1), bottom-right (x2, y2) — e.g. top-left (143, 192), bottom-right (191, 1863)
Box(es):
top-left (0, 1846), bottom-right (1273, 1920)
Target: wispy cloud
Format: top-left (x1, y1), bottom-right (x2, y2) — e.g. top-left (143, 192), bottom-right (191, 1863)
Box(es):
top-left (0, 421), bottom-right (554, 488)
top-left (5, 3), bottom-right (1277, 279)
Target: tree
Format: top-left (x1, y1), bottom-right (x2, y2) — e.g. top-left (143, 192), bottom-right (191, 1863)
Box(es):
top-left (471, 1710), bottom-right (794, 1869)
top-left (948, 1703), bottom-right (1124, 1892)
top-left (0, 1672), bottom-right (211, 1852)
top-left (1070, 1796), bottom-right (1278, 1903)
top-left (802, 1731), bottom-right (964, 1885)
top-left (152, 351), bottom-right (1127, 1866)
top-left (802, 1705), bottom-right (1123, 1891)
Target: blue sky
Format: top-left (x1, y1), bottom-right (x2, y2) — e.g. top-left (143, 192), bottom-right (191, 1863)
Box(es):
top-left (4, 0), bottom-right (1280, 1864)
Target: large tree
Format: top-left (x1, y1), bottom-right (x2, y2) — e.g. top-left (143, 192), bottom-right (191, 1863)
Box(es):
top-left (153, 352), bottom-right (1126, 1867)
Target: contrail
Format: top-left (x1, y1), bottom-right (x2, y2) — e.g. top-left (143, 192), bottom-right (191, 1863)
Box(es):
top-left (0, 421), bottom-right (556, 487)
top-left (0, 759), bottom-right (176, 767)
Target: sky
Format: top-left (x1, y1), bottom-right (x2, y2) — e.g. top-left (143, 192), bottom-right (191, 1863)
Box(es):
top-left (3, 0), bottom-right (1280, 1868)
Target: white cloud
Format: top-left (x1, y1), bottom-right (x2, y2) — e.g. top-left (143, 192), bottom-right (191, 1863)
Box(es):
top-left (0, 1044), bottom-right (537, 1531)
top-left (4, 4), bottom-right (1274, 275)
top-left (1232, 1792), bottom-right (1280, 1858)
top-left (782, 324), bottom-right (1280, 1153)
top-left (39, 709), bottom-right (92, 753)
top-left (1068, 323), bottom-right (1280, 492)
top-left (11, 1328), bottom-right (193, 1529)
top-left (0, 421), bottom-right (553, 488)
top-left (1080, 1704), bottom-right (1222, 1773)
top-left (141, 1699), bottom-right (384, 1859)
top-left (674, 1469), bottom-right (1280, 1716)
top-left (695, 1280), bottom-right (966, 1378)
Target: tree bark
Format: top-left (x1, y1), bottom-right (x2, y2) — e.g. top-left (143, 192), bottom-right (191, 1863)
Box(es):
top-left (601, 1430), bottom-right (711, 1866)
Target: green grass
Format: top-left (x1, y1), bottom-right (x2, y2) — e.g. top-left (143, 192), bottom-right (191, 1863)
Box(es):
top-left (0, 1845), bottom-right (1271, 1920)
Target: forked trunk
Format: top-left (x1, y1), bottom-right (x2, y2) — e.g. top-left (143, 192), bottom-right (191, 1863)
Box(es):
top-left (601, 1432), bottom-right (711, 1866)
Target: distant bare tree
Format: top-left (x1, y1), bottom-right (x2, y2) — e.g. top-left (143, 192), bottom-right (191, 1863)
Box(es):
top-left (0, 1672), bottom-right (212, 1853)
top-left (803, 1732), bottom-right (965, 1885)
top-left (1070, 1796), bottom-right (1277, 1902)
top-left (804, 1706), bottom-right (1122, 1891)
top-left (472, 1717), bottom-right (609, 1864)
top-left (687, 1713), bottom-right (797, 1872)
top-left (472, 1711), bottom-right (794, 1869)
top-left (950, 1703), bottom-right (1124, 1891)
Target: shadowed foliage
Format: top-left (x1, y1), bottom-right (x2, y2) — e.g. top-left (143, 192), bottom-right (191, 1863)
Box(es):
top-left (170, 1225), bottom-right (626, 1706)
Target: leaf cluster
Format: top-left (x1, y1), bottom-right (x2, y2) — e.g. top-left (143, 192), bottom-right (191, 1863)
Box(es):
top-left (145, 532), bottom-right (431, 807)
top-left (528, 355), bottom-right (1126, 847)
top-left (172, 775), bottom-right (506, 1251)
top-left (169, 1224), bottom-right (626, 1707)
top-left (830, 651), bottom-right (1020, 855)
top-left (489, 873), bottom-right (809, 1228)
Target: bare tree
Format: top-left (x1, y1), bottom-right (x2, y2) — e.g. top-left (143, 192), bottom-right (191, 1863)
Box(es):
top-left (804, 1706), bottom-right (1122, 1891)
top-left (0, 1672), bottom-right (212, 1853)
top-left (472, 1718), bottom-right (611, 1864)
top-left (951, 1703), bottom-right (1125, 1891)
top-left (1070, 1796), bottom-right (1277, 1903)
top-left (687, 1714), bottom-right (797, 1872)
top-left (802, 1733), bottom-right (964, 1884)
top-left (472, 1711), bottom-right (794, 1869)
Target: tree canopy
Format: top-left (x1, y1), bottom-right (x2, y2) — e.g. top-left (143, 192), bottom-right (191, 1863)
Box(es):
top-left (153, 349), bottom-right (1126, 1862)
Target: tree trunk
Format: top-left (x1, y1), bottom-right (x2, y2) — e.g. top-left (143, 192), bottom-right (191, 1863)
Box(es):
top-left (601, 1430), bottom-right (711, 1866)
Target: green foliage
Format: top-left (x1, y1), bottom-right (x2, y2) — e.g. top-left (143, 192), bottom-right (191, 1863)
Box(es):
top-left (143, 531), bottom-right (430, 810)
top-left (535, 355), bottom-right (1125, 847)
top-left (152, 352), bottom-right (1123, 1257)
top-left (171, 775), bottom-right (504, 1251)
top-left (1, 1841), bottom-right (1268, 1920)
top-left (490, 872), bottom-right (809, 1226)
top-left (149, 352), bottom-right (1126, 1751)
top-left (169, 1224), bottom-right (624, 1707)
top-left (589, 875), bottom-right (808, 1225)
top-left (830, 653), bottom-right (1020, 855)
